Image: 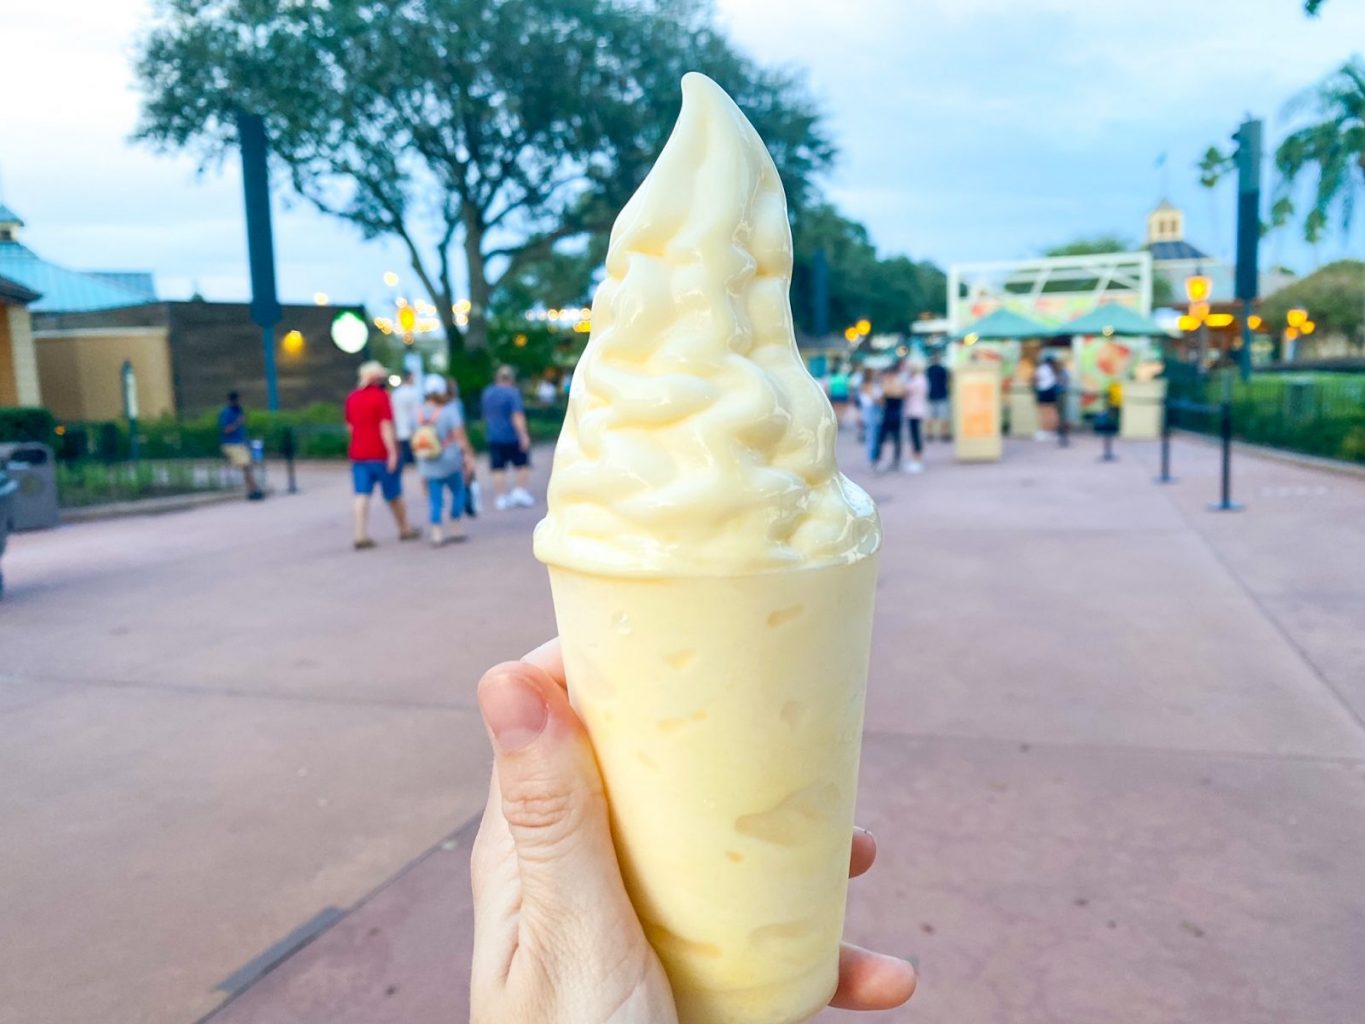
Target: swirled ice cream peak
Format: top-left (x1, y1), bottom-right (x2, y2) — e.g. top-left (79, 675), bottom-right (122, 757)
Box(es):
top-left (533, 73), bottom-right (880, 577)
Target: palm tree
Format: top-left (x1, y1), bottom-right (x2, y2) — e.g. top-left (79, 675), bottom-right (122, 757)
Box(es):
top-left (1270, 56), bottom-right (1365, 242)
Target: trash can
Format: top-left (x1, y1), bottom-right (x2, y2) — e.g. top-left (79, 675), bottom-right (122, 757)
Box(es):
top-left (0, 443), bottom-right (60, 531)
top-left (0, 469), bottom-right (17, 597)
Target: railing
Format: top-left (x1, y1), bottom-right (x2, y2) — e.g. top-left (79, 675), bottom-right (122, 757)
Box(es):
top-left (1164, 363), bottom-right (1365, 464)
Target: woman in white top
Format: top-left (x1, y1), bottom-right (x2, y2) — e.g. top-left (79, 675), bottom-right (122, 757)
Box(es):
top-left (903, 362), bottom-right (928, 473)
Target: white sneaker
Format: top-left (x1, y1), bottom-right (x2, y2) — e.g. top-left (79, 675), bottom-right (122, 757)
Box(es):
top-left (905, 461), bottom-right (924, 474)
top-left (510, 487), bottom-right (535, 508)
top-left (494, 494), bottom-right (512, 511)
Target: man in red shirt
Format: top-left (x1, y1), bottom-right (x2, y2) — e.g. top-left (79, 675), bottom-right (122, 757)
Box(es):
top-left (345, 361), bottom-right (418, 549)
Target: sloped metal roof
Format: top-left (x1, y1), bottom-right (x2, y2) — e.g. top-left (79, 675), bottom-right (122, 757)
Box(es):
top-left (1150, 240), bottom-right (1208, 261)
top-left (0, 240), bottom-right (153, 312)
top-left (0, 273), bottom-right (41, 305)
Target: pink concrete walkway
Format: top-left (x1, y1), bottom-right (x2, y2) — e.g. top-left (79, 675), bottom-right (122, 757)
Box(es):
top-left (1, 433), bottom-right (1362, 1024)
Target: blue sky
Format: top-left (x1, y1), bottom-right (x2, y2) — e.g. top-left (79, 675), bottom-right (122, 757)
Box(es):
top-left (1, 0), bottom-right (1361, 314)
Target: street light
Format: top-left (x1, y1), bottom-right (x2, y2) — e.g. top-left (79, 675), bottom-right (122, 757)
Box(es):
top-left (1185, 274), bottom-right (1211, 303)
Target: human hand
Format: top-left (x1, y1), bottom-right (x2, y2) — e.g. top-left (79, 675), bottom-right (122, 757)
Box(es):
top-left (386, 454), bottom-right (399, 474)
top-left (469, 638), bottom-right (917, 1024)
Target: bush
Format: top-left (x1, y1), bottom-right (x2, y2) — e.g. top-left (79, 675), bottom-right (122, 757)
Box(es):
top-left (0, 406), bottom-right (57, 445)
top-left (1168, 366), bottom-right (1365, 464)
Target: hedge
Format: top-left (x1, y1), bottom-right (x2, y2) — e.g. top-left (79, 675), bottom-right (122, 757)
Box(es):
top-left (2, 399), bottom-right (567, 463)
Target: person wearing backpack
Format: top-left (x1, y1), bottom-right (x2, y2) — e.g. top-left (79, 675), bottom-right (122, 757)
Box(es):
top-left (413, 375), bottom-right (475, 546)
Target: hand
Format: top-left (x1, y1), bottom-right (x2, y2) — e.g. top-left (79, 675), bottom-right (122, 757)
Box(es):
top-left (386, 453), bottom-right (399, 474)
top-left (517, 432), bottom-right (531, 454)
top-left (470, 639), bottom-right (916, 1024)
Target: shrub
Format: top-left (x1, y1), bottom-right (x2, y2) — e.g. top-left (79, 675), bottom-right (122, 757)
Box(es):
top-left (0, 406), bottom-right (57, 445)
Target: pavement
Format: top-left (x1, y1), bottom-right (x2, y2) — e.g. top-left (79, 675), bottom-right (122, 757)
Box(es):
top-left (1, 432), bottom-right (1363, 1024)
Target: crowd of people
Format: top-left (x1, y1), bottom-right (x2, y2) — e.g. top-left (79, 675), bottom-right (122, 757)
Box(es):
top-left (835, 354), bottom-right (952, 473)
top-left (343, 361), bottom-right (538, 550)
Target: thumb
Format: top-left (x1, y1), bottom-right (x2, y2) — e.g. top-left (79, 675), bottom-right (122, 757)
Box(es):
top-left (476, 660), bottom-right (633, 936)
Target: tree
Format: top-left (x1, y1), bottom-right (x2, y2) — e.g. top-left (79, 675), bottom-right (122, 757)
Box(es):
top-left (133, 0), bottom-right (833, 359)
top-left (1199, 57), bottom-right (1364, 243)
top-left (1043, 235), bottom-right (1133, 258)
top-left (1260, 259), bottom-right (1365, 349)
top-left (1038, 235), bottom-right (1175, 305)
top-left (790, 204), bottom-right (945, 336)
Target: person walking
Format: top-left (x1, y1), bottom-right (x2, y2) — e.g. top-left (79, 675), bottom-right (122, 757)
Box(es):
top-left (828, 363), bottom-right (851, 428)
top-left (873, 363), bottom-right (907, 471)
top-left (903, 361), bottom-right (928, 473)
top-left (926, 353), bottom-right (951, 441)
top-left (345, 361), bottom-right (418, 550)
top-left (412, 375), bottom-right (474, 546)
top-left (481, 365), bottom-right (534, 510)
top-left (389, 370), bottom-right (422, 470)
top-left (1034, 353), bottom-right (1060, 440)
top-left (218, 391), bottom-right (264, 500)
top-left (856, 373), bottom-right (882, 468)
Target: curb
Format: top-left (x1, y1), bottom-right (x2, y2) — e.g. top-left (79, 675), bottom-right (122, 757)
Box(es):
top-left (58, 489), bottom-right (255, 525)
top-left (1173, 430), bottom-right (1365, 480)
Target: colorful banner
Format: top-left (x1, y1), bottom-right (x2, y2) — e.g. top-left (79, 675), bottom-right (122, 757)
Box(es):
top-left (954, 291), bottom-right (1141, 332)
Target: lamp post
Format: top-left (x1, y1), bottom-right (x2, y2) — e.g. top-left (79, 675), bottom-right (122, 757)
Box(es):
top-left (121, 359), bottom-right (139, 461)
top-left (1282, 307), bottom-right (1313, 362)
top-left (1184, 272), bottom-right (1212, 370)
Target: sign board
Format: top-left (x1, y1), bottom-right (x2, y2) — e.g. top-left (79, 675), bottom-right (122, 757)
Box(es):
top-left (953, 365), bottom-right (1002, 462)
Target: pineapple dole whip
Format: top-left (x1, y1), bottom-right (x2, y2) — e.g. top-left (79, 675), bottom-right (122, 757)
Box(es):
top-left (534, 72), bottom-right (881, 1024)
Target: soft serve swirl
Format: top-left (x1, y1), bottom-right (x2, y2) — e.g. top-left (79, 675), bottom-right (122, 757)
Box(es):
top-left (533, 73), bottom-right (880, 577)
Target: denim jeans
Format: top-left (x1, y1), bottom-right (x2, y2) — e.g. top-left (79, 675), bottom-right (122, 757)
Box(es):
top-left (426, 470), bottom-right (465, 526)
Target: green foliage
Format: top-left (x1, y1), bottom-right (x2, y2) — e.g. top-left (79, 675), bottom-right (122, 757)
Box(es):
top-left (791, 204), bottom-right (945, 336)
top-left (1167, 365), bottom-right (1365, 463)
top-left (1259, 259), bottom-right (1365, 347)
top-left (0, 407), bottom-right (57, 446)
top-left (1202, 58), bottom-right (1364, 243)
top-left (57, 460), bottom-right (231, 508)
top-left (1043, 235), bottom-right (1134, 257)
top-left (133, 0), bottom-right (833, 352)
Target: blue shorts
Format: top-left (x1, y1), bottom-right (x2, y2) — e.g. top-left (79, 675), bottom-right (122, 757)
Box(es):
top-left (352, 460), bottom-right (402, 501)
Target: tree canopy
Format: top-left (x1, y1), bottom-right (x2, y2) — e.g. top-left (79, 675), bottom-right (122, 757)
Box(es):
top-left (1199, 56), bottom-right (1364, 243)
top-left (790, 204), bottom-right (945, 337)
top-left (133, 0), bottom-right (834, 367)
top-left (1260, 259), bottom-right (1365, 348)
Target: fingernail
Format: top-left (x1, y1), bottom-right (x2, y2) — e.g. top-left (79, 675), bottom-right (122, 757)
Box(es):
top-left (481, 674), bottom-right (548, 753)
top-left (853, 825), bottom-right (874, 839)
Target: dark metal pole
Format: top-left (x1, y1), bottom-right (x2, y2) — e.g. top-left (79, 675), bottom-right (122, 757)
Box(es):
top-left (1234, 118), bottom-right (1262, 382)
top-left (237, 112), bottom-right (283, 411)
top-left (121, 359), bottom-right (140, 462)
top-left (282, 426), bottom-right (298, 494)
top-left (1208, 400), bottom-right (1243, 512)
top-left (1154, 391), bottom-right (1176, 483)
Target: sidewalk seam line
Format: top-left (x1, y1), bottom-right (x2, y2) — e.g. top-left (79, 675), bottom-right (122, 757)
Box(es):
top-left (1150, 445), bottom-right (1365, 739)
top-left (0, 670), bottom-right (475, 714)
top-left (195, 809), bottom-right (486, 1024)
top-left (861, 728), bottom-right (1365, 768)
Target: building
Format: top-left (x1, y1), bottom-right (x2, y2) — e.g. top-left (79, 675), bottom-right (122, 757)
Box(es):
top-left (1145, 198), bottom-right (1295, 305)
top-left (33, 300), bottom-right (367, 419)
top-left (0, 203), bottom-right (368, 420)
top-left (0, 270), bottom-right (42, 406)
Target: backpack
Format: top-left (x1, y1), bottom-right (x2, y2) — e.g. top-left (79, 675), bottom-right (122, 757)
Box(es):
top-left (411, 407), bottom-right (444, 460)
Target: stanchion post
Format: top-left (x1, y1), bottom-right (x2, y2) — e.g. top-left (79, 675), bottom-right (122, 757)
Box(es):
top-left (1098, 391), bottom-right (1117, 462)
top-left (1154, 391), bottom-right (1175, 484)
top-left (1208, 400), bottom-right (1243, 512)
top-left (283, 426), bottom-right (298, 495)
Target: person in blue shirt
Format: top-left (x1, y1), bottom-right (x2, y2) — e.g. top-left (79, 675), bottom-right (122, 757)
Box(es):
top-left (480, 366), bottom-right (534, 511)
top-left (219, 391), bottom-right (264, 500)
